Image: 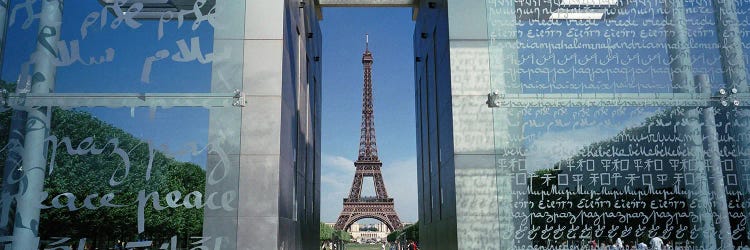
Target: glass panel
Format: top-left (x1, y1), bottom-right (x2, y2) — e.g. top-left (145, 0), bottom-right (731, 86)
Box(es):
top-left (0, 1), bottom-right (244, 249)
top-left (739, 1), bottom-right (750, 83)
top-left (0, 105), bottom-right (240, 249)
top-left (493, 105), bottom-right (750, 248)
top-left (490, 0), bottom-right (730, 94)
top-left (1, 1), bottom-right (218, 93)
top-left (486, 0), bottom-right (750, 248)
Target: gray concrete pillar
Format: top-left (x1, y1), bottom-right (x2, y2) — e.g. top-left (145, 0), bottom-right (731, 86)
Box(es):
top-left (11, 0), bottom-right (62, 249)
top-left (203, 1), bottom-right (249, 250)
top-left (448, 0), bottom-right (504, 248)
top-left (206, 0), bottom-right (294, 249)
top-left (485, 0), bottom-right (526, 247)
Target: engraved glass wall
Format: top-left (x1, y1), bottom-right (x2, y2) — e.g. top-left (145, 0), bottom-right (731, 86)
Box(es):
top-left (487, 0), bottom-right (750, 248)
top-left (0, 1), bottom-right (243, 249)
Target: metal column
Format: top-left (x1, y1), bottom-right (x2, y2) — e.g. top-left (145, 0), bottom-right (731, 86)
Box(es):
top-left (10, 0), bottom-right (62, 249)
top-left (664, 0), bottom-right (715, 248)
top-left (712, 0), bottom-right (750, 243)
top-left (697, 75), bottom-right (735, 250)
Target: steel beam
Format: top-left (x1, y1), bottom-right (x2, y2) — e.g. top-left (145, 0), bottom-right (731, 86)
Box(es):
top-left (487, 92), bottom-right (750, 108)
top-left (3, 92), bottom-right (240, 109)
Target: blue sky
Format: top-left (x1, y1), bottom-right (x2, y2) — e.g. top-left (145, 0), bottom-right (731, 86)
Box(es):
top-left (319, 7), bottom-right (418, 223)
top-left (2, 2), bottom-right (213, 93)
top-left (1, 2), bottom-right (214, 166)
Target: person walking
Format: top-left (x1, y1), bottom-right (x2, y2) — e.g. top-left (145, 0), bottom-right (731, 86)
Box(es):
top-left (114, 240), bottom-right (125, 250)
top-left (650, 236), bottom-right (664, 250)
top-left (589, 239), bottom-right (597, 249)
top-left (408, 240), bottom-right (418, 250)
top-left (636, 242), bottom-right (647, 250)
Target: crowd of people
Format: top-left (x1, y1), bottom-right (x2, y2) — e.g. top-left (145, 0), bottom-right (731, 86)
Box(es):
top-left (390, 240), bottom-right (418, 250)
top-left (584, 236), bottom-right (669, 250)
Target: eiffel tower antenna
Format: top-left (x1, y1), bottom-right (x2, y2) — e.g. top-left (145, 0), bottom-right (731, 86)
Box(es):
top-left (366, 33), bottom-right (369, 51)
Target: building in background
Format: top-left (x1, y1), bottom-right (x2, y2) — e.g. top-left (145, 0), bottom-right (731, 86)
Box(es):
top-left (349, 222), bottom-right (390, 243)
top-left (325, 221), bottom-right (415, 243)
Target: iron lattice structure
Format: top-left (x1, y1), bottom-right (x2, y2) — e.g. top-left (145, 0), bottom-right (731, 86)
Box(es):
top-left (334, 40), bottom-right (402, 232)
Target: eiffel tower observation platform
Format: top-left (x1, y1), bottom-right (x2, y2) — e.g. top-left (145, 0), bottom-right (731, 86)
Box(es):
top-left (344, 197), bottom-right (394, 203)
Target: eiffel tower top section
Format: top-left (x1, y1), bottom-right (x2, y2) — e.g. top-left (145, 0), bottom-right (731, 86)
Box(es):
top-left (357, 34), bottom-right (379, 163)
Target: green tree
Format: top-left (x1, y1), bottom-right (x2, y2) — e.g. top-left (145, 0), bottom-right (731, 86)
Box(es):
top-left (386, 229), bottom-right (400, 242)
top-left (320, 222), bottom-right (334, 241)
top-left (387, 222), bottom-right (418, 243)
top-left (336, 230), bottom-right (352, 241)
top-left (1, 104), bottom-right (206, 248)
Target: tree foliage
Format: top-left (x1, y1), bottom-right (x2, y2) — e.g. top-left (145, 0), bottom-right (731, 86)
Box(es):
top-left (387, 222), bottom-right (418, 242)
top-left (320, 222), bottom-right (334, 241)
top-left (319, 222), bottom-right (352, 242)
top-left (338, 230), bottom-right (352, 241)
top-left (1, 98), bottom-right (206, 246)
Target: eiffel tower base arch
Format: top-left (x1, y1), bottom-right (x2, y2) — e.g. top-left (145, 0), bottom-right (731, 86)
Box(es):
top-left (334, 202), bottom-right (402, 231)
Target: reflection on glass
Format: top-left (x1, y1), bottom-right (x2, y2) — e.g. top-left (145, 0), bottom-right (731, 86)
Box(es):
top-left (514, 106), bottom-right (739, 247)
top-left (0, 0), bottom-right (239, 249)
top-left (0, 105), bottom-right (234, 249)
top-left (485, 0), bottom-right (750, 249)
top-left (1, 1), bottom-right (215, 93)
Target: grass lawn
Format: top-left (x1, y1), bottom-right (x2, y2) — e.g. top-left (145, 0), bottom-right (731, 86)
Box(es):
top-left (343, 243), bottom-right (385, 250)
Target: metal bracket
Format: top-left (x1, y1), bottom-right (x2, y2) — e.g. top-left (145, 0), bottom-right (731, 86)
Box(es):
top-left (718, 87), bottom-right (740, 107)
top-left (4, 92), bottom-right (244, 108)
top-left (485, 89), bottom-right (749, 108)
top-left (233, 89), bottom-right (247, 107)
top-left (0, 88), bottom-right (8, 108)
top-left (486, 90), bottom-right (501, 108)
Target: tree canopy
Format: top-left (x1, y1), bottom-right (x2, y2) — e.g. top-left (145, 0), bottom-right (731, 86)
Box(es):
top-left (1, 89), bottom-right (207, 248)
top-left (387, 222), bottom-right (418, 242)
top-left (320, 222), bottom-right (351, 242)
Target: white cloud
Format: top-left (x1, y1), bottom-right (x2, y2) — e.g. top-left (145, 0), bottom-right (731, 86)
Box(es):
top-left (321, 154), bottom-right (355, 223)
top-left (381, 157), bottom-right (418, 223)
top-left (321, 174), bottom-right (346, 189)
top-left (525, 111), bottom-right (655, 172)
top-left (324, 155), bottom-right (355, 174)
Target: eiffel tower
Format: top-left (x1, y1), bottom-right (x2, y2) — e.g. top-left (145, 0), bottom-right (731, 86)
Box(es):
top-left (334, 35), bottom-right (402, 231)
